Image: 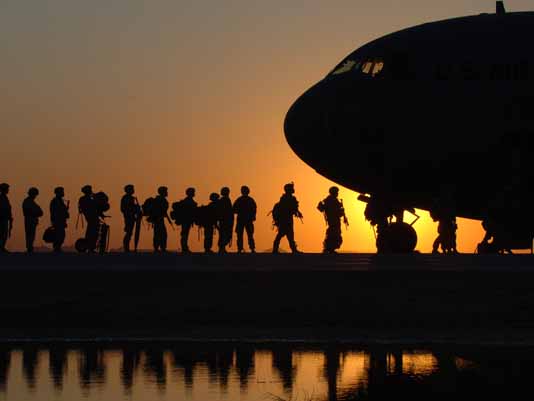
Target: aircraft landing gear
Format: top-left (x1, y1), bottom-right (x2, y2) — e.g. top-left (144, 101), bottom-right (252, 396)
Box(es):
top-left (359, 194), bottom-right (419, 253)
top-left (377, 222), bottom-right (418, 253)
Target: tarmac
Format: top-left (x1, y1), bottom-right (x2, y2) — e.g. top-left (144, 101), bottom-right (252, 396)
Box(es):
top-left (0, 252), bottom-right (534, 343)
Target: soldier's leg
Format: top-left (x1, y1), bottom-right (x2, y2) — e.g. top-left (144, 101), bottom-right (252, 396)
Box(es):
top-left (86, 219), bottom-right (99, 251)
top-left (335, 225), bottom-right (343, 250)
top-left (236, 221), bottom-right (245, 252)
top-left (28, 222), bottom-right (37, 253)
top-left (273, 228), bottom-right (284, 253)
top-left (0, 221), bottom-right (8, 251)
top-left (285, 220), bottom-right (298, 252)
top-left (53, 226), bottom-right (66, 252)
top-left (432, 235), bottom-right (441, 253)
top-left (217, 222), bottom-right (225, 251)
top-left (161, 224), bottom-right (168, 251)
top-left (204, 225), bottom-right (214, 252)
top-left (153, 222), bottom-right (161, 251)
top-left (24, 220), bottom-right (33, 253)
top-left (322, 227), bottom-right (330, 253)
top-left (181, 223), bottom-right (191, 252)
top-left (123, 219), bottom-right (134, 252)
top-left (246, 221), bottom-right (255, 252)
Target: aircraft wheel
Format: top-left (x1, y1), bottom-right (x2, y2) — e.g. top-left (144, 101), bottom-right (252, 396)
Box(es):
top-left (379, 222), bottom-right (417, 253)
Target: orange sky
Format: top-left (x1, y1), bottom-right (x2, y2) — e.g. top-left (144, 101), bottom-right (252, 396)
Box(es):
top-left (3, 0), bottom-right (528, 253)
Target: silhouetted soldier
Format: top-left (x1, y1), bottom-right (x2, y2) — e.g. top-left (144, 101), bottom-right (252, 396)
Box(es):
top-left (153, 186), bottom-right (170, 252)
top-left (430, 190), bottom-right (458, 254)
top-left (50, 187), bottom-right (70, 253)
top-left (317, 186), bottom-right (348, 254)
top-left (121, 184), bottom-right (140, 252)
top-left (78, 185), bottom-right (99, 252)
top-left (217, 187), bottom-right (234, 254)
top-left (179, 187), bottom-right (198, 254)
top-left (201, 193), bottom-right (220, 253)
top-left (233, 185), bottom-right (257, 253)
top-left (272, 183), bottom-right (303, 254)
top-left (22, 187), bottom-right (43, 253)
top-left (0, 183), bottom-right (13, 253)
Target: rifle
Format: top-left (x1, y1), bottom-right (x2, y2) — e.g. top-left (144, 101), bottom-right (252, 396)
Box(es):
top-left (166, 213), bottom-right (175, 231)
top-left (7, 218), bottom-right (12, 238)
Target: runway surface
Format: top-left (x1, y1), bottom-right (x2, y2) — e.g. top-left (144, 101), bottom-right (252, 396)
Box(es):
top-left (1, 252), bottom-right (534, 272)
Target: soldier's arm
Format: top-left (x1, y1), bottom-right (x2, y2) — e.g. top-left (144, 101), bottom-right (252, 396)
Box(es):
top-left (252, 199), bottom-right (257, 220)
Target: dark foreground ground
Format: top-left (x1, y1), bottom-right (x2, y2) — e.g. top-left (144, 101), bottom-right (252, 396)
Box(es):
top-left (0, 252), bottom-right (534, 344)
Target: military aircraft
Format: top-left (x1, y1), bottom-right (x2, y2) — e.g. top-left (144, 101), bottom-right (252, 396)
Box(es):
top-left (284, 1), bottom-right (534, 253)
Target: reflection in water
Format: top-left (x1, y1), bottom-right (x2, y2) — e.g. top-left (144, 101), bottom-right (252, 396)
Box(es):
top-left (78, 347), bottom-right (106, 389)
top-left (0, 343), bottom-right (532, 400)
top-left (121, 347), bottom-right (140, 393)
top-left (22, 347), bottom-right (39, 390)
top-left (49, 346), bottom-right (67, 389)
top-left (0, 348), bottom-right (10, 392)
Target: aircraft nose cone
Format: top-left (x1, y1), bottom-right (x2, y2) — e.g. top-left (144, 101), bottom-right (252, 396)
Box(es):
top-left (284, 83), bottom-right (326, 163)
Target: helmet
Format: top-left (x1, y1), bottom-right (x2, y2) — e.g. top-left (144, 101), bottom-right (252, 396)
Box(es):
top-left (329, 186), bottom-right (339, 195)
top-left (124, 184), bottom-right (134, 194)
top-left (81, 185), bottom-right (92, 195)
top-left (54, 187), bottom-right (65, 196)
top-left (186, 187), bottom-right (196, 197)
top-left (158, 186), bottom-right (168, 196)
top-left (0, 183), bottom-right (9, 193)
top-left (221, 187), bottom-right (230, 197)
top-left (209, 193), bottom-right (220, 202)
top-left (241, 185), bottom-right (250, 195)
top-left (284, 183), bottom-right (295, 194)
top-left (28, 187), bottom-right (39, 197)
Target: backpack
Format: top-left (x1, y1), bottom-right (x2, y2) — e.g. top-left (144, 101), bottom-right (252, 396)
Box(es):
top-left (170, 200), bottom-right (185, 225)
top-left (270, 202), bottom-right (281, 226)
top-left (142, 197), bottom-right (156, 222)
top-left (42, 226), bottom-right (56, 244)
top-left (94, 192), bottom-right (110, 214)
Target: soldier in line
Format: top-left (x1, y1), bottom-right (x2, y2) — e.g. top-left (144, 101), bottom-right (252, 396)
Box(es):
top-left (50, 187), bottom-right (70, 253)
top-left (203, 193), bottom-right (220, 253)
top-left (78, 185), bottom-right (99, 252)
top-left (233, 185), bottom-right (257, 253)
top-left (22, 187), bottom-right (43, 253)
top-left (120, 184), bottom-right (140, 253)
top-left (153, 186), bottom-right (170, 252)
top-left (217, 187), bottom-right (234, 254)
top-left (272, 183), bottom-right (303, 254)
top-left (179, 188), bottom-right (197, 254)
top-left (0, 183), bottom-right (13, 253)
top-left (430, 190), bottom-right (458, 254)
top-left (317, 186), bottom-right (348, 254)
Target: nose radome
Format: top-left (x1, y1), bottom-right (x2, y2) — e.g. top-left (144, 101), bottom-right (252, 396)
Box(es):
top-left (284, 83), bottom-right (327, 163)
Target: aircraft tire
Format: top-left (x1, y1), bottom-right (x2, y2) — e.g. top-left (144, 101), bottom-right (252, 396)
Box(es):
top-left (380, 222), bottom-right (417, 253)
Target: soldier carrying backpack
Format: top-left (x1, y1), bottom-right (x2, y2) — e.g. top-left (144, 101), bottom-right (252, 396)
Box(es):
top-left (272, 182), bottom-right (303, 254)
top-left (22, 187), bottom-right (44, 253)
top-left (144, 186), bottom-right (171, 252)
top-left (196, 193), bottom-right (220, 253)
top-left (170, 187), bottom-right (197, 254)
top-left (317, 186), bottom-right (348, 254)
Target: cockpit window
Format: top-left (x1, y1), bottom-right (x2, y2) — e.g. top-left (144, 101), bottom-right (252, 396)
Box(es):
top-left (331, 60), bottom-right (358, 75)
top-left (330, 57), bottom-right (385, 78)
top-left (372, 60), bottom-right (384, 77)
top-left (361, 61), bottom-right (373, 74)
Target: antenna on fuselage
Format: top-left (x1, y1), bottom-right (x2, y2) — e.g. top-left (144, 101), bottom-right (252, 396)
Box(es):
top-left (496, 1), bottom-right (506, 15)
